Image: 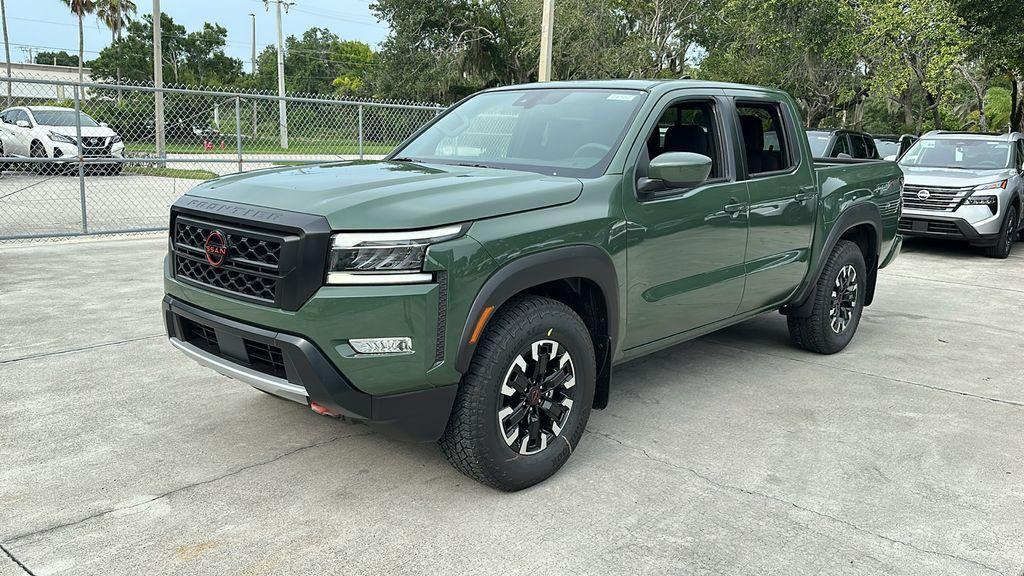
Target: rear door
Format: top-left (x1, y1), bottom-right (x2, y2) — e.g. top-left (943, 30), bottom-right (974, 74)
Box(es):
top-left (622, 91), bottom-right (750, 348)
top-left (727, 92), bottom-right (816, 313)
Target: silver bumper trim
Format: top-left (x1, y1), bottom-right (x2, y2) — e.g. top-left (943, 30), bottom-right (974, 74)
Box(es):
top-left (169, 337), bottom-right (309, 404)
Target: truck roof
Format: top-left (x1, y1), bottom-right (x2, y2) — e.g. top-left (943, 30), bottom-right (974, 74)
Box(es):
top-left (484, 79), bottom-right (789, 98)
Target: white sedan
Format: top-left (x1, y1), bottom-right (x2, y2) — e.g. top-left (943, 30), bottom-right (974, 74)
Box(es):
top-left (0, 106), bottom-right (126, 174)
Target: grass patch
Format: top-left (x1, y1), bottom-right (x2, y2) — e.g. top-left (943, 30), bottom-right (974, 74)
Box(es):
top-left (123, 165), bottom-right (219, 180)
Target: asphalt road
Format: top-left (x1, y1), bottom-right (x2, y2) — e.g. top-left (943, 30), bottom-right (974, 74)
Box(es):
top-left (1, 235), bottom-right (1023, 575)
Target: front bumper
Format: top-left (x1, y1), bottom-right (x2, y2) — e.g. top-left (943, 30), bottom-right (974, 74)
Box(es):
top-left (898, 211), bottom-right (1000, 246)
top-left (164, 295), bottom-right (458, 442)
top-left (50, 140), bottom-right (125, 161)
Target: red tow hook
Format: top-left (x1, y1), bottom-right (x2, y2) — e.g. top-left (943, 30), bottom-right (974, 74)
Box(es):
top-left (310, 402), bottom-right (340, 418)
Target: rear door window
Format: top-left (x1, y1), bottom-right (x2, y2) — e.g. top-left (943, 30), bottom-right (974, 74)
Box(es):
top-left (736, 103), bottom-right (794, 175)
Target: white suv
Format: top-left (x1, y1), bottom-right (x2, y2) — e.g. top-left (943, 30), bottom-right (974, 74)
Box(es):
top-left (0, 106), bottom-right (126, 174)
top-left (898, 131), bottom-right (1024, 258)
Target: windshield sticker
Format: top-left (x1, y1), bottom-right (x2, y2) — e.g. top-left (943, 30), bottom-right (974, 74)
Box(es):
top-left (607, 94), bottom-right (637, 101)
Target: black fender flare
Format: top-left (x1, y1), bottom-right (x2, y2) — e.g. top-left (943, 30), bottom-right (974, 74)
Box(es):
top-left (454, 245), bottom-right (619, 376)
top-left (784, 202), bottom-right (882, 318)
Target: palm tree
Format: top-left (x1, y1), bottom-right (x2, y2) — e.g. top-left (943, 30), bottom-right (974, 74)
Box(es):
top-left (95, 0), bottom-right (136, 101)
top-left (60, 0), bottom-right (96, 84)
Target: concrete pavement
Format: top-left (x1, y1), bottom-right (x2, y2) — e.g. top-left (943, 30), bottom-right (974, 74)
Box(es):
top-left (1, 235), bottom-right (1022, 575)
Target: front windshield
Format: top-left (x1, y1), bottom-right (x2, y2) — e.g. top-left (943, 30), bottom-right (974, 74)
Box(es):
top-left (806, 131), bottom-right (831, 157)
top-left (394, 89), bottom-right (647, 177)
top-left (32, 109), bottom-right (99, 127)
top-left (899, 138), bottom-right (1011, 170)
top-left (874, 139), bottom-right (899, 158)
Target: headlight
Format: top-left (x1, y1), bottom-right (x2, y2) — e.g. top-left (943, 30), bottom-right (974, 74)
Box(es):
top-left (111, 134), bottom-right (122, 144)
top-left (326, 224), bottom-right (467, 285)
top-left (48, 131), bottom-right (76, 144)
top-left (973, 180), bottom-right (1007, 191)
top-left (965, 195), bottom-right (997, 205)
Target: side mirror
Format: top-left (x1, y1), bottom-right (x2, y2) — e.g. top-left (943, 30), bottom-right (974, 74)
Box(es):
top-left (99, 122), bottom-right (108, 127)
top-left (15, 120), bottom-right (30, 128)
top-left (643, 152), bottom-right (713, 193)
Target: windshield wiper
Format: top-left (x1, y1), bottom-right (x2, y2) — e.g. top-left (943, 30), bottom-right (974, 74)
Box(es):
top-left (390, 156), bottom-right (419, 163)
top-left (451, 162), bottom-right (492, 169)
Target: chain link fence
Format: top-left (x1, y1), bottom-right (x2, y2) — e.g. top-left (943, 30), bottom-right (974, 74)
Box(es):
top-left (0, 75), bottom-right (445, 241)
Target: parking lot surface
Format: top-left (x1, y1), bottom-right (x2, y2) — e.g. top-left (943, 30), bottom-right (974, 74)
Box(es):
top-left (2, 235), bottom-right (1023, 576)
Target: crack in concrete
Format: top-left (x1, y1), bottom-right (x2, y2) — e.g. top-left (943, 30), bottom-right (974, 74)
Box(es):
top-left (0, 543), bottom-right (36, 576)
top-left (0, 334), bottom-right (164, 365)
top-left (702, 338), bottom-right (1024, 409)
top-left (586, 428), bottom-right (1006, 575)
top-left (4, 431), bottom-right (371, 545)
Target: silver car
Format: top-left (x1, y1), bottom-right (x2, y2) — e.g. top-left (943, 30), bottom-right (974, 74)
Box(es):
top-left (898, 131), bottom-right (1024, 258)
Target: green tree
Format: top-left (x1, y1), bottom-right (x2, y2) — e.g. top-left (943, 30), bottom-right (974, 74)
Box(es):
top-left (949, 0), bottom-right (1024, 131)
top-left (862, 0), bottom-right (966, 131)
top-left (89, 14), bottom-right (242, 87)
top-left (699, 0), bottom-right (867, 127)
top-left (35, 51), bottom-right (79, 67)
top-left (332, 40), bottom-right (373, 96)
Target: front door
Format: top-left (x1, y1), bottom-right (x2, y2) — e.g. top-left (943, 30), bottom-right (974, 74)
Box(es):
top-left (623, 93), bottom-right (750, 348)
top-left (728, 94), bottom-right (816, 312)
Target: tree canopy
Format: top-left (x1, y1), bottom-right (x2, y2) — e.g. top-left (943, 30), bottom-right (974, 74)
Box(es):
top-left (70, 0), bottom-right (1024, 133)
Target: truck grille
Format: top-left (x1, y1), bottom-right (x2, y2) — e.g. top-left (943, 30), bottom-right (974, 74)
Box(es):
top-left (902, 185), bottom-right (969, 212)
top-left (169, 198), bottom-right (333, 311)
top-left (172, 216), bottom-right (287, 305)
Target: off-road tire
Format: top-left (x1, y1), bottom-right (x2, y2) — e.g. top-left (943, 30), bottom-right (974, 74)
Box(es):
top-left (439, 295), bottom-right (596, 491)
top-left (984, 205), bottom-right (1017, 259)
top-left (787, 239), bottom-right (866, 354)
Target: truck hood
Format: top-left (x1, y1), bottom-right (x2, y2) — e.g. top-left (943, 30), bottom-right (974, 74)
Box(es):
top-left (185, 160), bottom-right (583, 230)
top-left (899, 166), bottom-right (1014, 188)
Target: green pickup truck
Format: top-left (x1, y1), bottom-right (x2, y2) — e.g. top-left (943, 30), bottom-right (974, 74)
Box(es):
top-left (163, 80), bottom-right (903, 490)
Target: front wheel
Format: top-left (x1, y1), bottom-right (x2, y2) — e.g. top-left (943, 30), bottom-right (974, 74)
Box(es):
top-left (439, 295), bottom-right (595, 491)
top-left (787, 239), bottom-right (866, 354)
top-left (984, 205), bottom-right (1017, 259)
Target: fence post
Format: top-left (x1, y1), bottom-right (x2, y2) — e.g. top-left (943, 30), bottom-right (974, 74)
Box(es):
top-left (73, 85), bottom-right (88, 234)
top-left (235, 96), bottom-right (243, 173)
top-left (357, 104), bottom-right (364, 160)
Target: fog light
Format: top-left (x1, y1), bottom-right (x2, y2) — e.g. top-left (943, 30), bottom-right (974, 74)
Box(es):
top-left (349, 337), bottom-right (413, 355)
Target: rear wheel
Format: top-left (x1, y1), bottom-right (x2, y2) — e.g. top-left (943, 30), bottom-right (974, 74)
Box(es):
top-left (439, 295), bottom-right (595, 491)
top-left (985, 205), bottom-right (1017, 259)
top-left (787, 239), bottom-right (866, 354)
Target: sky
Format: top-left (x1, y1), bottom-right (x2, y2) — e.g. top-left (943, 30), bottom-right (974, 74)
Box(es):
top-left (3, 0), bottom-right (390, 69)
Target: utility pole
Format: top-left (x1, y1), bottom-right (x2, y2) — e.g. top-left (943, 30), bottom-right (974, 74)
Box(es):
top-left (265, 0), bottom-right (291, 149)
top-left (538, 0), bottom-right (554, 82)
top-left (249, 13), bottom-right (257, 75)
top-left (249, 12), bottom-right (257, 139)
top-left (153, 0), bottom-right (165, 159)
top-left (0, 0), bottom-right (11, 106)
